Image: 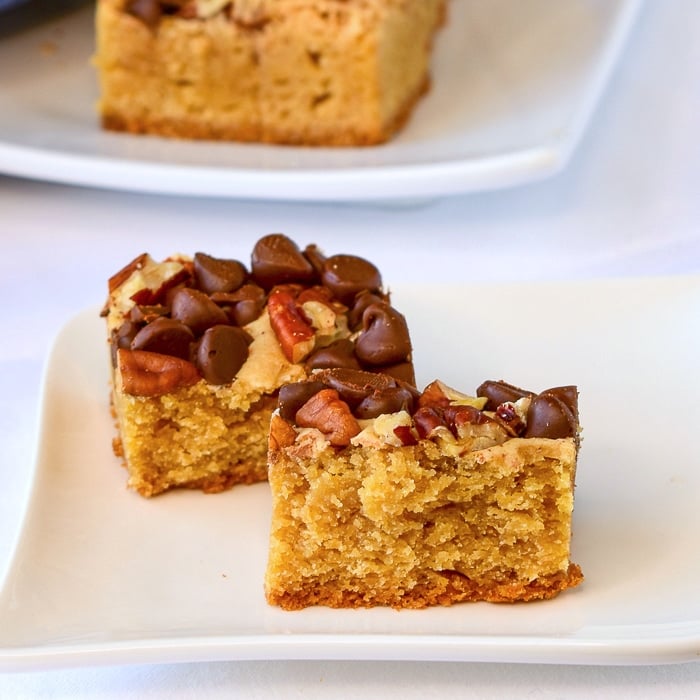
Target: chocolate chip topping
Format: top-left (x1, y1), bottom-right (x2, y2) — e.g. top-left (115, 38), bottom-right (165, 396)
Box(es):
top-left (320, 254), bottom-right (382, 305)
top-left (278, 381), bottom-right (326, 422)
top-left (195, 325), bottom-right (251, 385)
top-left (170, 287), bottom-right (230, 336)
top-left (251, 234), bottom-right (316, 290)
top-left (355, 385), bottom-right (415, 420)
top-left (476, 380), bottom-right (534, 410)
top-left (306, 339), bottom-right (361, 371)
top-left (525, 391), bottom-right (578, 439)
top-left (125, 0), bottom-right (161, 29)
top-left (129, 304), bottom-right (169, 324)
top-left (211, 283), bottom-right (266, 326)
top-left (317, 368), bottom-right (399, 409)
top-left (111, 320), bottom-right (140, 366)
top-left (130, 317), bottom-right (194, 359)
top-left (279, 372), bottom-right (579, 449)
top-left (194, 252), bottom-right (247, 295)
top-left (354, 303), bottom-right (412, 366)
top-left (375, 361), bottom-right (416, 387)
top-left (348, 290), bottom-right (388, 330)
top-left (302, 243), bottom-right (326, 275)
top-left (113, 319), bottom-right (139, 351)
top-left (541, 386), bottom-right (579, 421)
top-left (108, 236), bottom-right (408, 390)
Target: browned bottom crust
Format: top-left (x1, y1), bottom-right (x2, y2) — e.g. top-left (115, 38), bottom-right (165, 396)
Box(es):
top-left (266, 563), bottom-right (584, 611)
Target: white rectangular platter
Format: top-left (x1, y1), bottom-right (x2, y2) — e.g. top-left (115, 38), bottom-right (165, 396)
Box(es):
top-left (1, 275), bottom-right (699, 671)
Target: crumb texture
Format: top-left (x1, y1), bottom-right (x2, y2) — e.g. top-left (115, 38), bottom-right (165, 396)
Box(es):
top-left (265, 416), bottom-right (582, 608)
top-left (112, 389), bottom-right (275, 497)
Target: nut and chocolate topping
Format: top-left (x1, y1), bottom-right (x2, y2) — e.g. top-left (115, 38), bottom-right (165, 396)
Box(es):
top-left (278, 372), bottom-right (579, 450)
top-left (105, 235), bottom-right (413, 397)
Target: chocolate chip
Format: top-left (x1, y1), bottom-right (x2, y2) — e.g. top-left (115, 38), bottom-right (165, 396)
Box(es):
top-left (251, 234), bottom-right (315, 289)
top-left (228, 298), bottom-right (259, 326)
top-left (320, 254), bottom-right (382, 305)
top-left (354, 303), bottom-right (412, 366)
top-left (171, 287), bottom-right (230, 336)
top-left (231, 285), bottom-right (266, 325)
top-left (525, 393), bottom-right (577, 439)
top-left (130, 317), bottom-right (194, 360)
top-left (355, 385), bottom-right (415, 419)
top-left (129, 304), bottom-right (169, 324)
top-left (303, 243), bottom-right (326, 275)
top-left (210, 283), bottom-right (266, 326)
top-left (476, 380), bottom-right (534, 411)
top-left (306, 339), bottom-right (361, 371)
top-left (195, 325), bottom-right (250, 385)
top-left (316, 367), bottom-right (397, 409)
top-left (541, 386), bottom-right (579, 421)
top-left (348, 290), bottom-right (388, 330)
top-left (278, 381), bottom-right (325, 422)
top-left (125, 0), bottom-right (161, 29)
top-left (114, 320), bottom-right (140, 350)
top-left (373, 360), bottom-right (416, 387)
top-left (111, 320), bottom-right (140, 366)
top-left (193, 252), bottom-right (247, 295)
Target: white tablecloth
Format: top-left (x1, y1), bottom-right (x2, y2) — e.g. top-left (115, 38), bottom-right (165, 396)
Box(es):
top-left (1, 0), bottom-right (699, 696)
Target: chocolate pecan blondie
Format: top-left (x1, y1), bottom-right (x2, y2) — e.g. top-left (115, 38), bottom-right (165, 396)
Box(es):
top-left (265, 371), bottom-right (583, 609)
top-left (94, 0), bottom-right (447, 145)
top-left (104, 235), bottom-right (413, 497)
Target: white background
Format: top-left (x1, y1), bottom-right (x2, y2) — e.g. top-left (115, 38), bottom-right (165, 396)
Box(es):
top-left (1, 0), bottom-right (699, 696)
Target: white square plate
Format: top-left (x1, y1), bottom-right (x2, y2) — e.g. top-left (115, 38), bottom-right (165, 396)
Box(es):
top-left (0, 0), bottom-right (642, 201)
top-left (1, 275), bottom-right (699, 671)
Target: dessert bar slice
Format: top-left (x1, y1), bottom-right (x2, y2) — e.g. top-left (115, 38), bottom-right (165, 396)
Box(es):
top-left (265, 371), bottom-right (583, 609)
top-left (104, 234), bottom-right (413, 496)
top-left (95, 0), bottom-right (447, 145)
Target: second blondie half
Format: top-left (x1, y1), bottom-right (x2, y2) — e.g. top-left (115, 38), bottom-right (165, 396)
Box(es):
top-left (265, 371), bottom-right (583, 609)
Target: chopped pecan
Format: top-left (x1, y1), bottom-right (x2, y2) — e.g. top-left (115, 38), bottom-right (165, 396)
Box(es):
top-left (269, 413), bottom-right (298, 450)
top-left (117, 348), bottom-right (200, 397)
top-left (494, 401), bottom-right (526, 436)
top-left (127, 261), bottom-right (190, 306)
top-left (108, 253), bottom-right (150, 293)
top-left (393, 424), bottom-right (418, 446)
top-left (295, 388), bottom-right (360, 447)
top-left (267, 287), bottom-right (315, 363)
top-left (417, 380), bottom-right (451, 409)
top-left (413, 406), bottom-right (446, 439)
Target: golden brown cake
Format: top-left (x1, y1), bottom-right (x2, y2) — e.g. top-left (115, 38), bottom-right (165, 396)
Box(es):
top-left (94, 0), bottom-right (447, 145)
top-left (265, 372), bottom-right (583, 609)
top-left (103, 235), bottom-right (414, 497)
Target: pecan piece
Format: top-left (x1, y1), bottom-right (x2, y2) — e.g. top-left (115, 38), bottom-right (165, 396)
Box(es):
top-left (295, 388), bottom-right (360, 447)
top-left (108, 253), bottom-right (150, 293)
top-left (269, 413), bottom-right (298, 451)
top-left (267, 287), bottom-right (315, 363)
top-left (494, 401), bottom-right (526, 436)
top-left (117, 348), bottom-right (200, 397)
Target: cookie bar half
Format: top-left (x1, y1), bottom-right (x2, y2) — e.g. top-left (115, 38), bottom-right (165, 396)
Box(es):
top-left (265, 371), bottom-right (583, 609)
top-left (104, 234), bottom-right (414, 496)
